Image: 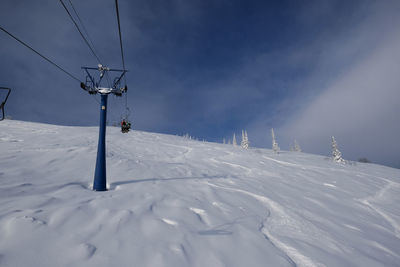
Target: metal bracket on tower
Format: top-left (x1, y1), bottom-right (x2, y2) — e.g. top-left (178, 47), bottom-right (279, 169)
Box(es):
top-left (80, 64), bottom-right (128, 96)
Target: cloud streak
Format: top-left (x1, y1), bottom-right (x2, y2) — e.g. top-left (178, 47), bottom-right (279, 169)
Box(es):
top-left (271, 1), bottom-right (400, 168)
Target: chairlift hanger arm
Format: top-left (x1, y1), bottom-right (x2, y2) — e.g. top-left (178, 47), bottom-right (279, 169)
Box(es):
top-left (0, 87), bottom-right (11, 103)
top-left (112, 71), bottom-right (127, 89)
top-left (83, 68), bottom-right (96, 86)
top-left (0, 87), bottom-right (11, 121)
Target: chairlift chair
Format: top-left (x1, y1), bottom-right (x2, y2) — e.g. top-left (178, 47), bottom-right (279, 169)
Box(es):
top-left (121, 119), bottom-right (131, 133)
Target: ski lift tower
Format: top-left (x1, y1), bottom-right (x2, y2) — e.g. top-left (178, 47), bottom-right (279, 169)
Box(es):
top-left (81, 64), bottom-right (127, 191)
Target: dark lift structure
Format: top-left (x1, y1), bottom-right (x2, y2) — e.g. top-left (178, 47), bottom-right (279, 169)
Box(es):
top-left (0, 87), bottom-right (11, 121)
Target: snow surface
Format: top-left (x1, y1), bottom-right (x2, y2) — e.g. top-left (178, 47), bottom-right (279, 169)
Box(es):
top-left (0, 120), bottom-right (399, 267)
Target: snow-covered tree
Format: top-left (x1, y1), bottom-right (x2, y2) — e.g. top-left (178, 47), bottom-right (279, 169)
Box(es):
top-left (232, 133), bottom-right (237, 146)
top-left (271, 128), bottom-right (280, 153)
top-left (223, 138), bottom-right (226, 144)
top-left (183, 134), bottom-right (193, 140)
top-left (245, 131), bottom-right (249, 148)
top-left (331, 136), bottom-right (344, 163)
top-left (294, 139), bottom-right (301, 152)
top-left (241, 130), bottom-right (249, 149)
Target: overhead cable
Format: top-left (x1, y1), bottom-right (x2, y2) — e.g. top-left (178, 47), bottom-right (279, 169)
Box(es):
top-left (59, 0), bottom-right (102, 64)
top-left (115, 0), bottom-right (126, 72)
top-left (0, 25), bottom-right (81, 82)
top-left (114, 0), bottom-right (129, 116)
top-left (67, 0), bottom-right (102, 63)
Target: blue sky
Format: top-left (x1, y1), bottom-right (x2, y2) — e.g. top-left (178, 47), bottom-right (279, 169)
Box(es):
top-left (1, 0), bottom-right (399, 168)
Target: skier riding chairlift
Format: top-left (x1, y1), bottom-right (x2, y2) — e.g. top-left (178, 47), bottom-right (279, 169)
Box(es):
top-left (121, 119), bottom-right (131, 133)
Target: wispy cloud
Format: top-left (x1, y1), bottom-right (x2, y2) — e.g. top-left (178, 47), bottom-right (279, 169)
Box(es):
top-left (246, 1), bottom-right (400, 167)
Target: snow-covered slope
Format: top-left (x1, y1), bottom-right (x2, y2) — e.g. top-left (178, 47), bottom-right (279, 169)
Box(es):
top-left (0, 120), bottom-right (399, 267)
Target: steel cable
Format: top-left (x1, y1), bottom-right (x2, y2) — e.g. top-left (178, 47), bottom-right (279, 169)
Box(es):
top-left (0, 25), bottom-right (81, 82)
top-left (59, 0), bottom-right (102, 64)
top-left (67, 0), bottom-right (102, 64)
top-left (115, 0), bottom-right (129, 118)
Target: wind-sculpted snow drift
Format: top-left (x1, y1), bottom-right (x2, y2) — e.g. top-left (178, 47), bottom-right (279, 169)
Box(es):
top-left (0, 120), bottom-right (399, 267)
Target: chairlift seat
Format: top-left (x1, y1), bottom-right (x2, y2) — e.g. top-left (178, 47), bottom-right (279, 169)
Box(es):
top-left (121, 120), bottom-right (131, 133)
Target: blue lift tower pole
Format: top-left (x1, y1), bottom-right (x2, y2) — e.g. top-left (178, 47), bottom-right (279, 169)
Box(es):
top-left (93, 93), bottom-right (108, 191)
top-left (80, 65), bottom-right (127, 191)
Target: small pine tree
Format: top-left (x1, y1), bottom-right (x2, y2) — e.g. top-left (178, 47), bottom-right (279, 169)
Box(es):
top-left (223, 138), bottom-right (226, 144)
top-left (232, 133), bottom-right (237, 146)
top-left (271, 128), bottom-right (280, 153)
top-left (331, 136), bottom-right (344, 163)
top-left (241, 130), bottom-right (249, 149)
top-left (294, 139), bottom-right (301, 152)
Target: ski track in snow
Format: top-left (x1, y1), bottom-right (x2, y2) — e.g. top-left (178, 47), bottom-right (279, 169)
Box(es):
top-left (209, 158), bottom-right (253, 175)
top-left (262, 155), bottom-right (304, 168)
top-left (163, 143), bottom-right (193, 156)
top-left (205, 181), bottom-right (324, 267)
top-left (260, 226), bottom-right (321, 267)
top-left (357, 178), bottom-right (400, 239)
